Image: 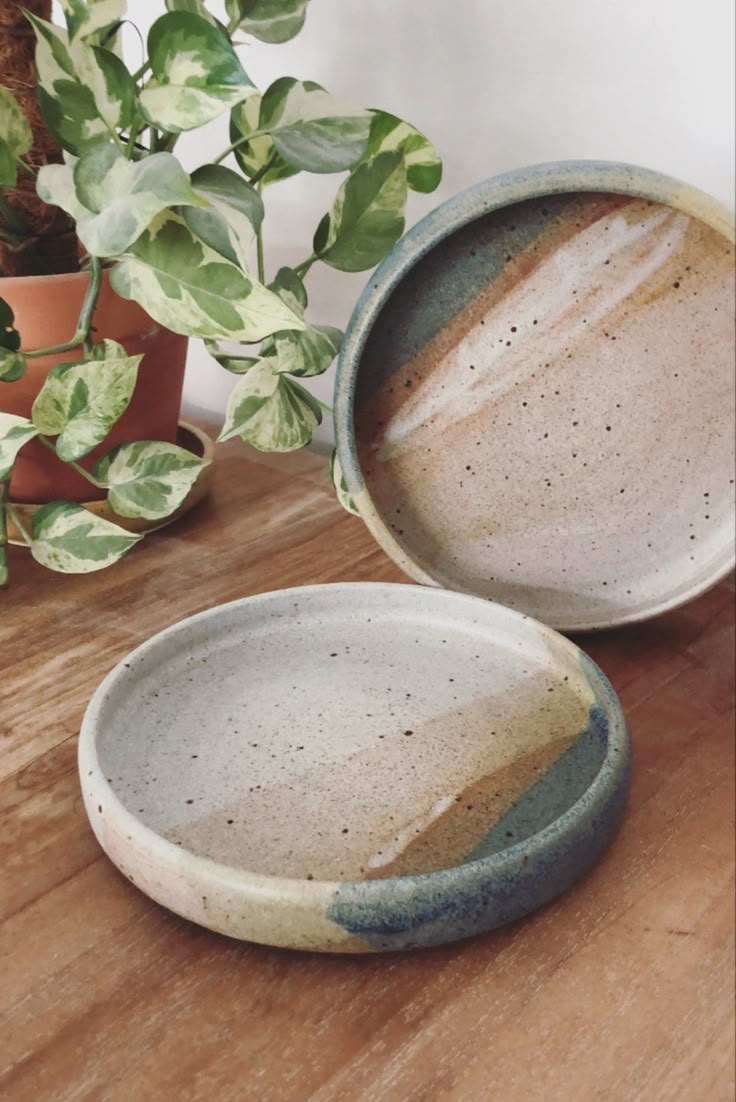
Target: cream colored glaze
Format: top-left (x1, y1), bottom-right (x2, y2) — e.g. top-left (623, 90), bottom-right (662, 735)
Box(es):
top-left (95, 599), bottom-right (594, 883)
top-left (356, 195), bottom-right (735, 627)
top-left (88, 805), bottom-right (368, 952)
top-left (176, 684), bottom-right (591, 882)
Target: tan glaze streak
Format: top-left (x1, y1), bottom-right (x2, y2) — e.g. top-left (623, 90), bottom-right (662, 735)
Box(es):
top-left (166, 675), bottom-right (592, 883)
top-left (363, 729), bottom-right (579, 879)
top-left (355, 195), bottom-right (734, 622)
top-left (355, 193), bottom-right (629, 439)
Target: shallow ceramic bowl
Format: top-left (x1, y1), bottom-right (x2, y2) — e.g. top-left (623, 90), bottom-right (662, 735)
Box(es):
top-left (335, 161), bottom-right (735, 631)
top-left (79, 583), bottom-right (630, 953)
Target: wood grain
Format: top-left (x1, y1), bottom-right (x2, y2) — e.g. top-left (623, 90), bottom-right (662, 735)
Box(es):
top-left (1, 430), bottom-right (733, 1102)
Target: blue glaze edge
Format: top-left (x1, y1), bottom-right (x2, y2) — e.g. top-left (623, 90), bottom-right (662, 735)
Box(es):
top-left (327, 653), bottom-right (631, 952)
top-left (466, 703), bottom-right (609, 861)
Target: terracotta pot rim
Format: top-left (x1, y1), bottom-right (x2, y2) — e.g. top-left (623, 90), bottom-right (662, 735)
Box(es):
top-left (0, 268), bottom-right (98, 290)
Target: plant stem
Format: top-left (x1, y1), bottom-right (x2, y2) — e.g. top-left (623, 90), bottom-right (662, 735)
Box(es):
top-left (212, 135), bottom-right (248, 166)
top-left (213, 133), bottom-right (272, 168)
top-left (248, 152), bottom-right (278, 186)
top-left (16, 157), bottom-right (36, 178)
top-left (314, 397), bottom-right (333, 415)
top-left (0, 482), bottom-right (8, 589)
top-left (125, 119), bottom-right (142, 159)
top-left (227, 14), bottom-right (243, 34)
top-left (132, 60), bottom-right (151, 84)
top-left (255, 180), bottom-right (265, 283)
top-left (76, 255), bottom-right (103, 338)
top-left (36, 435), bottom-right (105, 489)
top-left (256, 224), bottom-right (265, 284)
top-left (25, 257), bottom-right (103, 359)
top-left (6, 503), bottom-right (31, 546)
top-left (293, 254), bottom-right (318, 278)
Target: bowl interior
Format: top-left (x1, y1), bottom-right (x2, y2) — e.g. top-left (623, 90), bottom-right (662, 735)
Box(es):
top-left (350, 188), bottom-right (735, 629)
top-left (94, 587), bottom-right (613, 884)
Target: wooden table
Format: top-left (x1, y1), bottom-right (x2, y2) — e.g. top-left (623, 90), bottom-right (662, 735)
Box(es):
top-left (1, 433), bottom-right (734, 1102)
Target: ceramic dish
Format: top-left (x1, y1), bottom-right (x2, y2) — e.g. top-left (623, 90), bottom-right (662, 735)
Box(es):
top-left (335, 161), bottom-right (736, 632)
top-left (79, 583), bottom-right (630, 953)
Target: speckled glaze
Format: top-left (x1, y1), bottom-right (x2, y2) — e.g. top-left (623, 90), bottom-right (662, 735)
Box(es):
top-left (78, 583), bottom-right (630, 953)
top-left (335, 162), bottom-right (736, 632)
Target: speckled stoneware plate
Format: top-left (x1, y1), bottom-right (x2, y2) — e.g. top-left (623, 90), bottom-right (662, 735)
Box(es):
top-left (79, 583), bottom-right (630, 953)
top-left (335, 161), bottom-right (736, 631)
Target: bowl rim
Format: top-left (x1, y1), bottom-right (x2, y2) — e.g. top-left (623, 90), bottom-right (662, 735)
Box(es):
top-left (78, 581), bottom-right (631, 911)
top-left (333, 159), bottom-right (736, 633)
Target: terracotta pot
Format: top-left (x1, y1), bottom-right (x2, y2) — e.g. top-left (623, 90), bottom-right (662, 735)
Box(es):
top-left (1, 269), bottom-right (188, 503)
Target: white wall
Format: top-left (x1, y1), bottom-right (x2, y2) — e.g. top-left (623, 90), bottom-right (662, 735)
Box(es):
top-left (92, 1), bottom-right (736, 442)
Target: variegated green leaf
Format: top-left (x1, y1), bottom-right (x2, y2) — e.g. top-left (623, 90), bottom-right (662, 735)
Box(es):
top-left (184, 164), bottom-right (263, 269)
top-left (313, 151), bottom-right (406, 272)
top-left (367, 111), bottom-right (442, 194)
top-left (165, 0), bottom-right (217, 24)
top-left (330, 448), bottom-right (359, 515)
top-left (30, 501), bottom-right (141, 573)
top-left (204, 338), bottom-right (263, 374)
top-left (268, 266), bottom-right (307, 317)
top-left (211, 353), bottom-right (259, 374)
top-left (273, 323), bottom-right (342, 378)
top-left (0, 544), bottom-right (8, 589)
top-left (0, 86), bottom-right (30, 186)
top-left (90, 337), bottom-right (129, 360)
top-left (140, 12), bottom-right (255, 133)
top-left (31, 346), bottom-right (142, 462)
top-left (35, 161), bottom-right (89, 225)
top-left (79, 142), bottom-right (202, 256)
top-left (110, 213), bottom-right (305, 341)
top-left (73, 46), bottom-right (133, 133)
top-left (140, 85), bottom-right (253, 136)
top-left (38, 145), bottom-right (203, 258)
top-left (258, 78), bottom-right (372, 173)
top-left (266, 267), bottom-right (340, 375)
top-left (225, 0), bottom-right (309, 43)
top-left (0, 86), bottom-right (33, 159)
top-left (75, 142), bottom-right (200, 214)
top-left (27, 13), bottom-right (134, 152)
top-left (0, 349), bottom-right (27, 383)
top-left (0, 414), bottom-right (39, 481)
top-left (60, 0), bottom-right (126, 40)
top-left (0, 140), bottom-right (16, 187)
top-left (95, 439), bottom-right (209, 519)
top-left (94, 18), bottom-right (125, 56)
top-left (219, 358), bottom-right (278, 437)
top-left (229, 96), bottom-right (298, 186)
top-left (219, 358), bottom-right (321, 450)
top-left (0, 297), bottom-right (21, 352)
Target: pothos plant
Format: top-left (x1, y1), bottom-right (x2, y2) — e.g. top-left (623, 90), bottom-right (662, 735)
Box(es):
top-left (0, 0), bottom-right (441, 585)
